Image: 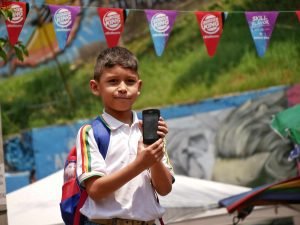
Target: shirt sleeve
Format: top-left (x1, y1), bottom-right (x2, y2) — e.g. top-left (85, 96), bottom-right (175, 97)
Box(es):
top-left (76, 124), bottom-right (107, 187)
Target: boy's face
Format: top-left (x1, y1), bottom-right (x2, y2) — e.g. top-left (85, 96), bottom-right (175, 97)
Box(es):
top-left (90, 65), bottom-right (142, 115)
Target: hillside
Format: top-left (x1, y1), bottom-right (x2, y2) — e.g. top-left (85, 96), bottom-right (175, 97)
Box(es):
top-left (0, 0), bottom-right (300, 137)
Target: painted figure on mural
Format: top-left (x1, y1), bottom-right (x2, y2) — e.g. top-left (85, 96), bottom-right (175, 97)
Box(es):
top-left (166, 90), bottom-right (297, 187)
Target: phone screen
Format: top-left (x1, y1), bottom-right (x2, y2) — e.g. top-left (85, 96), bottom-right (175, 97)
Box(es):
top-left (142, 109), bottom-right (160, 144)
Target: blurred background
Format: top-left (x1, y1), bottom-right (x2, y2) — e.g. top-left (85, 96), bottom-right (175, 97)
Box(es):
top-left (1, 0), bottom-right (300, 224)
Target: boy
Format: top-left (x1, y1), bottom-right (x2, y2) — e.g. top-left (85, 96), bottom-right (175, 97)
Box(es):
top-left (76, 46), bottom-right (174, 225)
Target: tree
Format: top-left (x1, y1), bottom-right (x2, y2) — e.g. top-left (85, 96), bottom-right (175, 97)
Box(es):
top-left (0, 4), bottom-right (28, 62)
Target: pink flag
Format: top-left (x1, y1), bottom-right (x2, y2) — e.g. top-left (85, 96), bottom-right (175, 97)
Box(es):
top-left (195, 11), bottom-right (225, 57)
top-left (4, 1), bottom-right (29, 45)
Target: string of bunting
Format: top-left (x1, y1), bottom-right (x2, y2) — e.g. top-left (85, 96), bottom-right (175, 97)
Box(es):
top-left (1, 1), bottom-right (300, 57)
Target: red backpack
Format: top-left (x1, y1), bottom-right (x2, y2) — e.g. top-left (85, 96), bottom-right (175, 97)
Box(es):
top-left (60, 116), bottom-right (110, 225)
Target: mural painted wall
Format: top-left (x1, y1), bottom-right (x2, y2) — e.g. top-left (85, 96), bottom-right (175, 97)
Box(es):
top-left (166, 90), bottom-right (296, 187)
top-left (4, 84), bottom-right (299, 193)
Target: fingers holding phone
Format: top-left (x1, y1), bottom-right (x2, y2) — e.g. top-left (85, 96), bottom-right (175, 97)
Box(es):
top-left (142, 109), bottom-right (168, 143)
top-left (157, 117), bottom-right (168, 138)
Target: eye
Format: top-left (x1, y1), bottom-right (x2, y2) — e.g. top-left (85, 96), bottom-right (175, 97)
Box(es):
top-left (126, 78), bottom-right (137, 85)
top-left (107, 79), bottom-right (118, 84)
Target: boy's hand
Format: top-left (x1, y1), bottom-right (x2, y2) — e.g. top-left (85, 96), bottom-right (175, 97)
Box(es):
top-left (136, 138), bottom-right (164, 170)
top-left (138, 117), bottom-right (168, 138)
top-left (157, 117), bottom-right (168, 138)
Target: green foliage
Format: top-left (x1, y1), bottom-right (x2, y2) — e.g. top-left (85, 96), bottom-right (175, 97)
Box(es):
top-left (1, 0), bottom-right (300, 137)
top-left (0, 38), bottom-right (8, 61)
top-left (13, 42), bottom-right (29, 61)
top-left (0, 6), bottom-right (13, 20)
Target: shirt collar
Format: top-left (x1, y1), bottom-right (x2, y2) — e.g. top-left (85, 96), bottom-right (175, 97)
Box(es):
top-left (102, 110), bottom-right (139, 130)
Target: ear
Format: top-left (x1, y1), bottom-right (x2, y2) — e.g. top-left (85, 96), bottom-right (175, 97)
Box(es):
top-left (90, 79), bottom-right (101, 96)
top-left (137, 80), bottom-right (142, 95)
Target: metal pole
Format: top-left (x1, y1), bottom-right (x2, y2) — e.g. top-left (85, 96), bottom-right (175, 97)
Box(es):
top-left (0, 106), bottom-right (8, 225)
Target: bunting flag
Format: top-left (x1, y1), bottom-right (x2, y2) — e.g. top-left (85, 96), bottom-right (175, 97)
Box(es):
top-left (296, 11), bottom-right (300, 23)
top-left (0, 4), bottom-right (296, 60)
top-left (245, 11), bottom-right (279, 57)
top-left (98, 8), bottom-right (125, 48)
top-left (125, 9), bottom-right (130, 17)
top-left (145, 10), bottom-right (177, 56)
top-left (48, 5), bottom-right (81, 50)
top-left (195, 11), bottom-right (225, 57)
top-left (3, 1), bottom-right (29, 45)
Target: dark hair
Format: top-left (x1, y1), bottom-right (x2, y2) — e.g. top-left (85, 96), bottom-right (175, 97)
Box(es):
top-left (94, 46), bottom-right (139, 80)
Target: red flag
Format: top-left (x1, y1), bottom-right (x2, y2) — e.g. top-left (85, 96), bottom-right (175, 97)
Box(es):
top-left (0, 0), bottom-right (11, 7)
top-left (97, 8), bottom-right (125, 48)
top-left (296, 11), bottom-right (300, 23)
top-left (4, 1), bottom-right (29, 45)
top-left (195, 11), bottom-right (225, 57)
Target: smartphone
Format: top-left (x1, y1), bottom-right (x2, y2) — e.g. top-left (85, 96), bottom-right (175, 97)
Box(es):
top-left (142, 109), bottom-right (160, 145)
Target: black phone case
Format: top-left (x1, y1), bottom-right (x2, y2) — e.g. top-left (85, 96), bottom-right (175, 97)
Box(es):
top-left (142, 109), bottom-right (160, 144)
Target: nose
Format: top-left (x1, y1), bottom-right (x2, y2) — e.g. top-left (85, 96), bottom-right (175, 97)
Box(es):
top-left (117, 81), bottom-right (127, 94)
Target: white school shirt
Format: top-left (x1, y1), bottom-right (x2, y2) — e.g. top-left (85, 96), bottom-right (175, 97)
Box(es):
top-left (76, 111), bottom-right (174, 221)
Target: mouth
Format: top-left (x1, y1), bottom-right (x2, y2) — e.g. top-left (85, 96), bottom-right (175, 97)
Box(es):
top-left (114, 96), bottom-right (131, 100)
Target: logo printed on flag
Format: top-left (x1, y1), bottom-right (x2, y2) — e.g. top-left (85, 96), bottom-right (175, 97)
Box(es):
top-left (54, 8), bottom-right (72, 29)
top-left (250, 15), bottom-right (271, 39)
top-left (8, 4), bottom-right (24, 24)
top-left (151, 13), bottom-right (169, 35)
top-left (245, 12), bottom-right (278, 57)
top-left (201, 14), bottom-right (220, 36)
top-left (103, 11), bottom-right (121, 31)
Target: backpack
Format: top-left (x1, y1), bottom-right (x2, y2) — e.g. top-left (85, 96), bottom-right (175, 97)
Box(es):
top-left (60, 116), bottom-right (110, 225)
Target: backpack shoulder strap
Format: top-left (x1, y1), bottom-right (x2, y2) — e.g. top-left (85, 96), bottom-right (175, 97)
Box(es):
top-left (91, 115), bottom-right (111, 159)
top-left (73, 116), bottom-right (110, 225)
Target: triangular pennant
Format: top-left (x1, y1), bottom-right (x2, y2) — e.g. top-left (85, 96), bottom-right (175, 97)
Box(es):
top-left (296, 11), bottom-right (300, 23)
top-left (48, 5), bottom-right (80, 50)
top-left (224, 11), bottom-right (229, 20)
top-left (145, 10), bottom-right (177, 56)
top-left (98, 8), bottom-right (125, 48)
top-left (3, 1), bottom-right (29, 45)
top-left (245, 11), bottom-right (279, 57)
top-left (125, 9), bottom-right (130, 17)
top-left (195, 11), bottom-right (225, 57)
